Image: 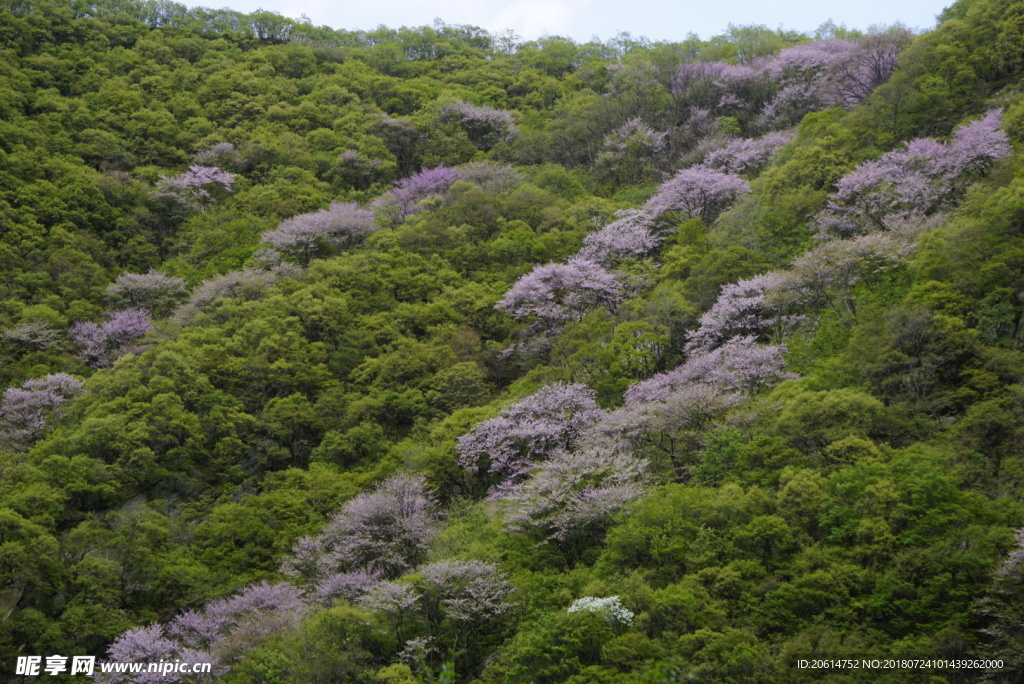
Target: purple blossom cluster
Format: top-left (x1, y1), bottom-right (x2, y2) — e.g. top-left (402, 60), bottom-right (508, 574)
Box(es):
top-left (1, 319), bottom-right (60, 351)
top-left (684, 271), bottom-right (800, 354)
top-left (816, 110), bottom-right (1011, 236)
top-left (371, 166), bottom-right (459, 226)
top-left (70, 309), bottom-right (154, 368)
top-left (192, 142), bottom-right (241, 169)
top-left (669, 32), bottom-right (909, 132)
top-left (496, 257), bottom-right (623, 327)
top-left (0, 373), bottom-right (84, 451)
top-left (626, 335), bottom-right (795, 403)
top-left (174, 267), bottom-right (295, 323)
top-left (586, 383), bottom-right (745, 470)
top-left (576, 210), bottom-right (663, 267)
top-left (152, 165), bottom-right (236, 211)
top-left (99, 582), bottom-right (308, 683)
top-left (645, 166), bottom-right (751, 224)
top-left (359, 560), bottom-right (514, 657)
top-left (261, 202), bottom-right (377, 263)
top-left (700, 131), bottom-right (793, 175)
top-left (439, 100), bottom-right (518, 149)
top-left (499, 448), bottom-right (649, 545)
top-left (282, 474), bottom-right (441, 583)
top-left (456, 382), bottom-right (604, 493)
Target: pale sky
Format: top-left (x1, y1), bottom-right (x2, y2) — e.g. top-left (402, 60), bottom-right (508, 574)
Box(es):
top-left (182, 0), bottom-right (948, 42)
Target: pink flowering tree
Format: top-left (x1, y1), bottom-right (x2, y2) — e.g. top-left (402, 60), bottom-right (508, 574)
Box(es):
top-left (0, 319), bottom-right (60, 352)
top-left (282, 474), bottom-right (441, 583)
top-left (456, 383), bottom-right (604, 494)
top-left (627, 336), bottom-right (795, 402)
top-left (105, 270), bottom-right (187, 315)
top-left (700, 131), bottom-right (793, 176)
top-left (416, 559), bottom-right (515, 667)
top-left (97, 625), bottom-right (206, 684)
top-left (172, 267), bottom-right (299, 324)
top-left (192, 142), bottom-right (242, 170)
top-left (576, 209), bottom-right (663, 267)
top-left (684, 272), bottom-right (802, 354)
top-left (828, 29), bottom-right (912, 106)
top-left (755, 39), bottom-right (856, 127)
top-left (358, 560), bottom-right (514, 673)
top-left (588, 335), bottom-right (795, 478)
top-left (439, 100), bottom-right (518, 150)
top-left (152, 165), bottom-right (236, 212)
top-left (358, 580), bottom-right (419, 643)
top-left (100, 582), bottom-right (307, 682)
top-left (500, 449), bottom-right (649, 561)
top-left (645, 166), bottom-right (751, 224)
top-left (0, 373), bottom-right (84, 451)
top-left (587, 384), bottom-right (744, 478)
top-left (815, 110), bottom-right (1011, 236)
top-left (669, 61), bottom-right (769, 116)
top-left (496, 257), bottom-right (623, 331)
top-left (761, 39), bottom-right (857, 87)
top-left (261, 202), bottom-right (377, 264)
top-left (70, 309), bottom-right (153, 368)
top-left (148, 164), bottom-right (237, 257)
top-left (371, 166), bottom-right (459, 227)
top-left (166, 582), bottom-right (308, 667)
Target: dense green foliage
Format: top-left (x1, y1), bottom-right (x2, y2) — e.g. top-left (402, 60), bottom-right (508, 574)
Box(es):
top-left (3, 0), bottom-right (1024, 681)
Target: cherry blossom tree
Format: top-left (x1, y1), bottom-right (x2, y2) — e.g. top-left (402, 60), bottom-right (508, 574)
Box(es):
top-left (417, 560), bottom-right (514, 665)
top-left (152, 165), bottom-right (236, 212)
top-left (282, 474), bottom-right (441, 582)
top-left (496, 257), bottom-right (622, 328)
top-left (192, 142), bottom-right (242, 170)
top-left (358, 580), bottom-right (419, 642)
top-left (500, 448), bottom-right (649, 557)
top-left (586, 384), bottom-right (743, 477)
top-left (700, 131), bottom-right (793, 175)
top-left (70, 309), bottom-right (153, 368)
top-left (828, 28), bottom-right (912, 106)
top-left (761, 39), bottom-right (857, 87)
top-left (172, 267), bottom-right (298, 324)
top-left (1, 319), bottom-right (61, 351)
top-left (645, 167), bottom-right (750, 224)
top-left (456, 383), bottom-right (603, 494)
top-left (439, 100), bottom-right (518, 150)
top-left (167, 581), bottom-right (308, 666)
top-left (101, 581), bottom-right (307, 682)
top-left (311, 569), bottom-right (381, 606)
top-left (0, 373), bottom-right (84, 451)
top-left (261, 202), bottom-right (377, 264)
top-left (576, 210), bottom-right (663, 267)
top-left (627, 336), bottom-right (795, 402)
top-left (816, 110), bottom-right (1010, 236)
top-left (371, 166), bottom-right (459, 226)
top-left (684, 272), bottom-right (801, 354)
top-left (105, 270), bottom-right (187, 314)
top-left (976, 529), bottom-right (1024, 674)
top-left (97, 625), bottom-right (201, 684)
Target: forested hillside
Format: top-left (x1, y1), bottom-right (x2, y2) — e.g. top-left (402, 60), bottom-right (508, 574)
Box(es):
top-left (2, 0), bottom-right (1024, 681)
